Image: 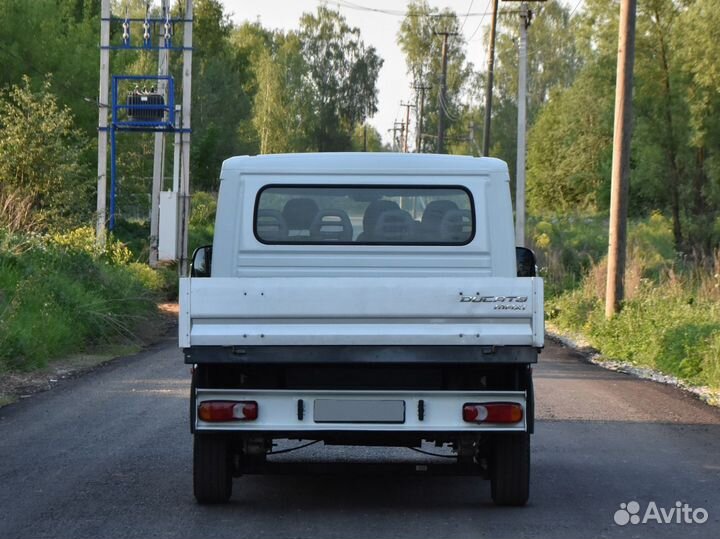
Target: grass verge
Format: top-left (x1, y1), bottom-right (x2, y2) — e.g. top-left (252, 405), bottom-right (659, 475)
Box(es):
top-left (0, 227), bottom-right (172, 374)
top-left (537, 213), bottom-right (720, 390)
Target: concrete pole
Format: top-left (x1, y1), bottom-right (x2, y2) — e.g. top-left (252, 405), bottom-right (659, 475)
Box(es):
top-left (391, 123), bottom-right (401, 152)
top-left (482, 0), bottom-right (499, 156)
top-left (173, 105), bottom-right (181, 192)
top-left (96, 0), bottom-right (111, 247)
top-left (178, 0), bottom-right (193, 275)
top-left (436, 32), bottom-right (453, 155)
top-left (515, 4), bottom-right (529, 247)
top-left (605, 0), bottom-right (637, 318)
top-left (149, 0), bottom-right (170, 267)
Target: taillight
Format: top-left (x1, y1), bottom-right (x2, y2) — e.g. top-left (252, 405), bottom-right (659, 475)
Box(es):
top-left (463, 402), bottom-right (523, 423)
top-left (198, 401), bottom-right (258, 422)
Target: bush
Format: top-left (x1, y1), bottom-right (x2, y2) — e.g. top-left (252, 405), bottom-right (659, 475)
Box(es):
top-left (527, 214), bottom-right (609, 295)
top-left (0, 228), bottom-right (165, 372)
top-left (112, 192), bottom-right (218, 263)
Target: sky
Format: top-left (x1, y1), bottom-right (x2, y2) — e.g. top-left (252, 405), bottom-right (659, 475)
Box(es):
top-left (221, 1), bottom-right (582, 147)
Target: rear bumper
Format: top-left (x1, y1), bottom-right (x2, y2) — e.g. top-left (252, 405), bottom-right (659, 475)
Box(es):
top-left (194, 388), bottom-right (527, 433)
top-left (184, 345), bottom-right (538, 365)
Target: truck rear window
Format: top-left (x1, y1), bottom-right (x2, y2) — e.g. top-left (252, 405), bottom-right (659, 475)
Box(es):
top-left (255, 185), bottom-right (474, 245)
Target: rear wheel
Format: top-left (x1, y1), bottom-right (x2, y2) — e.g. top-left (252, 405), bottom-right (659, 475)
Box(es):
top-left (193, 434), bottom-right (232, 504)
top-left (490, 432), bottom-right (530, 506)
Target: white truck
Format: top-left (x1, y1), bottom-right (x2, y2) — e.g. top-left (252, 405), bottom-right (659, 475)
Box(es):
top-left (180, 152), bottom-right (543, 506)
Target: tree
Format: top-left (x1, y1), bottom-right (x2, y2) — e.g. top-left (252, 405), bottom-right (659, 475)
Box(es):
top-left (252, 34), bottom-right (308, 154)
top-left (298, 7), bottom-right (383, 151)
top-left (187, 0), bottom-right (252, 189)
top-left (673, 0), bottom-right (720, 252)
top-left (632, 0), bottom-right (688, 249)
top-left (0, 0), bottom-right (100, 135)
top-left (351, 123), bottom-right (386, 152)
top-left (0, 76), bottom-right (91, 229)
top-left (485, 1), bottom-right (581, 179)
top-left (397, 1), bottom-right (471, 153)
top-left (526, 62), bottom-right (615, 213)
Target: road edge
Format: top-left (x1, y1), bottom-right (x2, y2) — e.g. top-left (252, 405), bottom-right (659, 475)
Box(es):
top-left (547, 325), bottom-right (720, 408)
top-left (0, 305), bottom-right (178, 409)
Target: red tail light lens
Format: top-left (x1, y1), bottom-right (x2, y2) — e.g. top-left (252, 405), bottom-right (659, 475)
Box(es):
top-left (198, 401), bottom-right (258, 422)
top-left (463, 402), bottom-right (523, 423)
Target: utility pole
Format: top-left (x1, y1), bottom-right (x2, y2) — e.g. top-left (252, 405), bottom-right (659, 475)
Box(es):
top-left (401, 102), bottom-right (414, 152)
top-left (178, 0), bottom-right (193, 276)
top-left (605, 0), bottom-right (637, 318)
top-left (414, 83), bottom-right (431, 153)
top-left (390, 123), bottom-right (401, 152)
top-left (96, 0), bottom-right (110, 247)
top-left (149, 0), bottom-right (170, 267)
top-left (435, 31), bottom-right (457, 154)
top-left (394, 121), bottom-right (405, 152)
top-left (515, 4), bottom-right (530, 247)
top-left (482, 0), bottom-right (499, 156)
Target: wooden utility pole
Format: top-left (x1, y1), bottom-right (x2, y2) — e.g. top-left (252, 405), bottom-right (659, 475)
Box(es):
top-left (605, 0), bottom-right (637, 318)
top-left (482, 0), bottom-right (499, 156)
top-left (414, 83), bottom-right (431, 153)
top-left (435, 31), bottom-right (457, 154)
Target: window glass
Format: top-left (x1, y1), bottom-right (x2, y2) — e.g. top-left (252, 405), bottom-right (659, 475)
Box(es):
top-left (255, 185), bottom-right (474, 245)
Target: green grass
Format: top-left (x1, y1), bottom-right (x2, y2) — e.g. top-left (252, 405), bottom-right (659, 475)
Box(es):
top-left (0, 227), bottom-right (167, 372)
top-left (541, 212), bottom-right (720, 389)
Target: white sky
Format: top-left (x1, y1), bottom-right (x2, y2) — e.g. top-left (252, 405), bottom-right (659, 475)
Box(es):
top-left (221, 1), bottom-right (582, 146)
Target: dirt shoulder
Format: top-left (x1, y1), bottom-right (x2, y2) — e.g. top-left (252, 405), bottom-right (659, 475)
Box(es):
top-left (0, 302), bottom-right (178, 407)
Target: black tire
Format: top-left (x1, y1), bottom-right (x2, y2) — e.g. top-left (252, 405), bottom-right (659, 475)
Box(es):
top-left (490, 432), bottom-right (530, 506)
top-left (193, 434), bottom-right (232, 504)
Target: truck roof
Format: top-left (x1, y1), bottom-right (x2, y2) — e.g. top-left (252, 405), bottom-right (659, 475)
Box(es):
top-left (221, 152), bottom-right (509, 177)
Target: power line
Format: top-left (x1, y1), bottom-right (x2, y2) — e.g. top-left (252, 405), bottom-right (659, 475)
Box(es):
top-left (459, 0), bottom-right (475, 33)
top-left (326, 0), bottom-right (497, 18)
top-left (439, 92), bottom-right (460, 122)
top-left (467, 0), bottom-right (493, 41)
top-left (569, 0), bottom-right (584, 18)
top-left (435, 30), bottom-right (458, 154)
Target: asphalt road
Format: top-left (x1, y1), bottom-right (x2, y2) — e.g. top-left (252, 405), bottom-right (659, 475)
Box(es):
top-left (1, 338), bottom-right (719, 539)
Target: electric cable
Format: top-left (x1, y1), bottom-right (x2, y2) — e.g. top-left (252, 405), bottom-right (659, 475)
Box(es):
top-left (408, 447), bottom-right (458, 459)
top-left (267, 440), bottom-right (320, 455)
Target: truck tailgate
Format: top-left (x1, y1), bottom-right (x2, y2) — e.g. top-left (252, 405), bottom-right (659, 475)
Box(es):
top-left (179, 277), bottom-right (543, 348)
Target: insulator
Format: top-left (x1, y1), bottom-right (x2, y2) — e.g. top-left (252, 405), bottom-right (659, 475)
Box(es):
top-left (164, 21), bottom-right (172, 41)
top-left (143, 21), bottom-right (150, 42)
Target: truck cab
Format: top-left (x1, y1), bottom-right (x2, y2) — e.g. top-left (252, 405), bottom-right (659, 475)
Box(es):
top-left (180, 152), bottom-right (543, 506)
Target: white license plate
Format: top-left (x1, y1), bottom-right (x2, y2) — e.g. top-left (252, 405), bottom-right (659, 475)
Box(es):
top-left (313, 399), bottom-right (406, 423)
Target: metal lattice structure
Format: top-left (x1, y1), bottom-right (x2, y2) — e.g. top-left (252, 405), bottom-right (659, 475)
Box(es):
top-left (97, 0), bottom-right (193, 272)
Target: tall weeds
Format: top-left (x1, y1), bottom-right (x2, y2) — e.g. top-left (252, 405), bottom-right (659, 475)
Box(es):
top-left (0, 228), bottom-right (165, 372)
top-left (536, 213), bottom-right (720, 389)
